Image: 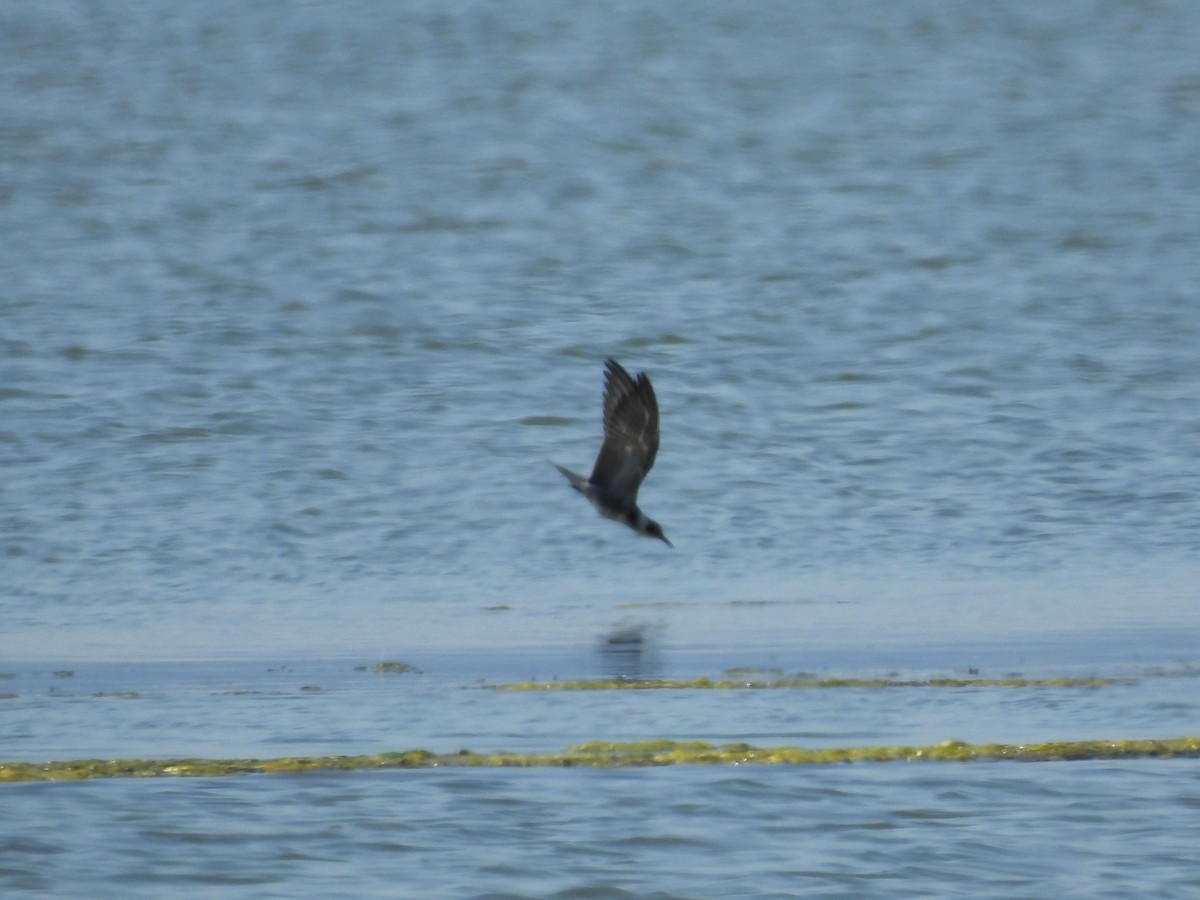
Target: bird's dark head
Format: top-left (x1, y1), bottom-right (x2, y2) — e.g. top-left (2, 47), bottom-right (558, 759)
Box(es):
top-left (643, 518), bottom-right (672, 548)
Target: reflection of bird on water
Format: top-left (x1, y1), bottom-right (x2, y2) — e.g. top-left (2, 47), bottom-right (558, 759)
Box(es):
top-left (553, 359), bottom-right (672, 546)
top-left (597, 620), bottom-right (661, 679)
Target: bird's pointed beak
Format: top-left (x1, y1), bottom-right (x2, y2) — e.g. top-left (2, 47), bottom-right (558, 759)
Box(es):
top-left (660, 534), bottom-right (673, 548)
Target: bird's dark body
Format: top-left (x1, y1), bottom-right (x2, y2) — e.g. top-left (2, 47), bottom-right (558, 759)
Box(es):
top-left (552, 359), bottom-right (672, 546)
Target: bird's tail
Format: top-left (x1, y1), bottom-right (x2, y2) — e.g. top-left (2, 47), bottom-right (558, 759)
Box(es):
top-left (551, 462), bottom-right (589, 495)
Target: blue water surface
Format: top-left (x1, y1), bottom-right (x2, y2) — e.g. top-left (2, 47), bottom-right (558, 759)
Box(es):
top-left (3, 1), bottom-right (1200, 896)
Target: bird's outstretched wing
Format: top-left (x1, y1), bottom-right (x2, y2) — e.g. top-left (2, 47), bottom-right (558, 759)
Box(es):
top-left (589, 359), bottom-right (660, 502)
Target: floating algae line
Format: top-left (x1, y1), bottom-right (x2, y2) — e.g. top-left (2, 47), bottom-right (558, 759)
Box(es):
top-left (489, 675), bottom-right (1122, 691)
top-left (3, 738), bottom-right (1198, 783)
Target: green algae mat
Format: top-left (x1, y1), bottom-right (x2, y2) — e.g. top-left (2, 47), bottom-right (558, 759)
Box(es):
top-left (488, 674), bottom-right (1121, 690)
top-left (5, 669), bottom-right (1195, 783)
top-left (4, 738), bottom-right (1199, 783)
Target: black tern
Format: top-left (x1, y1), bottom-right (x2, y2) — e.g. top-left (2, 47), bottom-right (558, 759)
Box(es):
top-left (553, 359), bottom-right (672, 547)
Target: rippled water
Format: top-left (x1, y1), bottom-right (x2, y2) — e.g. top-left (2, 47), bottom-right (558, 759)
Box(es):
top-left (2, 656), bottom-right (1200, 898)
top-left (3, 762), bottom-right (1199, 898)
top-left (2, 654), bottom-right (1196, 763)
top-left (3, 0), bottom-right (1200, 895)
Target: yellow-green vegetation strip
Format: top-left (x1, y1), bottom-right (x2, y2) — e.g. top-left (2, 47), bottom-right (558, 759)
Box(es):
top-left (490, 675), bottom-right (1120, 691)
top-left (2, 738), bottom-right (1198, 783)
top-left (372, 661), bottom-right (421, 674)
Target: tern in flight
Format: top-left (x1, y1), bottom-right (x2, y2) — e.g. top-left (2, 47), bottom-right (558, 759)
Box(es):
top-left (553, 359), bottom-right (672, 547)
